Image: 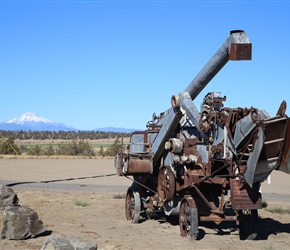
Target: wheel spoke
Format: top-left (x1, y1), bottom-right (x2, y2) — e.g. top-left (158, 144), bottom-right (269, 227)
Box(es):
top-left (179, 197), bottom-right (198, 240)
top-left (125, 188), bottom-right (141, 224)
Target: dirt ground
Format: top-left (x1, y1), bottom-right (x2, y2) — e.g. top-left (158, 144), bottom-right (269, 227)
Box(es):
top-left (0, 158), bottom-right (290, 250)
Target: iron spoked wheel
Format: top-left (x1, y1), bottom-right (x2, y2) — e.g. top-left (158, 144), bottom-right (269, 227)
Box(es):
top-left (125, 188), bottom-right (141, 224)
top-left (179, 197), bottom-right (198, 240)
top-left (238, 209), bottom-right (258, 240)
top-left (157, 166), bottom-right (175, 202)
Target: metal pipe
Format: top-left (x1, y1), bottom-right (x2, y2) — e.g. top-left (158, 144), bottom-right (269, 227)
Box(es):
top-left (184, 30), bottom-right (252, 101)
top-left (152, 30), bottom-right (252, 164)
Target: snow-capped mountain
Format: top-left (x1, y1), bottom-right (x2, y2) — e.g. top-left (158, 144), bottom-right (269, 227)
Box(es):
top-left (0, 112), bottom-right (77, 131)
top-left (0, 112), bottom-right (140, 132)
top-left (6, 112), bottom-right (53, 125)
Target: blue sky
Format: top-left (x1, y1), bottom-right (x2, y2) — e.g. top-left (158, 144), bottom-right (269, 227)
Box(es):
top-left (1, 0), bottom-right (290, 130)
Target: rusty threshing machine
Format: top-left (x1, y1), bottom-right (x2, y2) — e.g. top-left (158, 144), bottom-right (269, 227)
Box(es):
top-left (115, 30), bottom-right (290, 240)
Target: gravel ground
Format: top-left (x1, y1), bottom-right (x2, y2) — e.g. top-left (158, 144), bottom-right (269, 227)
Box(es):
top-left (0, 158), bottom-right (289, 250)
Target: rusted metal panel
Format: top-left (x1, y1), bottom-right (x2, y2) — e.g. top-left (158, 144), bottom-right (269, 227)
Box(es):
top-left (184, 138), bottom-right (198, 155)
top-left (229, 43), bottom-right (252, 60)
top-left (279, 118), bottom-right (290, 173)
top-left (230, 179), bottom-right (262, 210)
top-left (262, 117), bottom-right (288, 159)
top-left (245, 127), bottom-right (264, 186)
top-left (124, 157), bottom-right (152, 175)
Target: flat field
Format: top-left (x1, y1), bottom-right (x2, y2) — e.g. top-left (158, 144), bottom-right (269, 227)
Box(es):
top-left (15, 137), bottom-right (130, 153)
top-left (0, 158), bottom-right (290, 250)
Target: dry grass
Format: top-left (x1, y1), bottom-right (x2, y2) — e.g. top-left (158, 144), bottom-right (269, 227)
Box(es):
top-left (0, 154), bottom-right (113, 159)
top-left (265, 206), bottom-right (290, 214)
top-left (2, 137), bottom-right (131, 158)
top-left (75, 201), bottom-right (90, 207)
top-left (15, 137), bottom-right (130, 146)
top-left (113, 193), bottom-right (126, 199)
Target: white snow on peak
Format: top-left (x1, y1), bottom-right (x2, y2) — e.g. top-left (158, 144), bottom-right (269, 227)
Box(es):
top-left (6, 112), bottom-right (53, 124)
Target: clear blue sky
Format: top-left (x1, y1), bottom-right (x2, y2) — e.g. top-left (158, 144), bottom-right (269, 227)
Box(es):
top-left (1, 0), bottom-right (290, 130)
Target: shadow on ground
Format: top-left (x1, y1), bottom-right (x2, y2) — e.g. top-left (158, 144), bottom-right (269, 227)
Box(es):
top-left (145, 212), bottom-right (290, 241)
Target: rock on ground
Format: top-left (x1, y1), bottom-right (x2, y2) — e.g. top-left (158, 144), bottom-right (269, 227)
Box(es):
top-left (0, 185), bottom-right (19, 210)
top-left (1, 205), bottom-right (46, 240)
top-left (41, 236), bottom-right (98, 250)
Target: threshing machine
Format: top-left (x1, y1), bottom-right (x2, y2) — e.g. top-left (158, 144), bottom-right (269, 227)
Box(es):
top-left (115, 30), bottom-right (290, 240)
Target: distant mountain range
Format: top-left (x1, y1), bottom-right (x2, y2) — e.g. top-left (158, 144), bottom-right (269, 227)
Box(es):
top-left (0, 112), bottom-right (138, 132)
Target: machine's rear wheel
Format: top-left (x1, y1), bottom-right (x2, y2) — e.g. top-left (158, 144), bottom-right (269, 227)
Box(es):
top-left (125, 188), bottom-right (141, 223)
top-left (179, 197), bottom-right (198, 240)
top-left (238, 209), bottom-right (258, 240)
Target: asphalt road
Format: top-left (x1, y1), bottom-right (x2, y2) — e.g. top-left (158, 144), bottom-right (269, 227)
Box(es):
top-left (1, 158), bottom-right (290, 205)
top-left (1, 179), bottom-right (129, 193)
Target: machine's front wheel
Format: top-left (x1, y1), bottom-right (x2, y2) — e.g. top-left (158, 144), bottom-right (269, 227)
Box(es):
top-left (125, 188), bottom-right (141, 224)
top-left (179, 197), bottom-right (198, 240)
top-left (238, 209), bottom-right (258, 240)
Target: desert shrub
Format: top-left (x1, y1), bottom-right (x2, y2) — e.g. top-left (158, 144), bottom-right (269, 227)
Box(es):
top-left (0, 130), bottom-right (132, 140)
top-left (19, 145), bottom-right (29, 153)
top-left (57, 141), bottom-right (78, 155)
top-left (105, 138), bottom-right (123, 156)
top-left (75, 201), bottom-right (90, 207)
top-left (77, 140), bottom-right (95, 156)
top-left (43, 144), bottom-right (55, 156)
top-left (56, 139), bottom-right (95, 156)
top-left (98, 146), bottom-right (105, 157)
top-left (0, 136), bottom-right (21, 155)
top-left (27, 145), bottom-right (42, 155)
